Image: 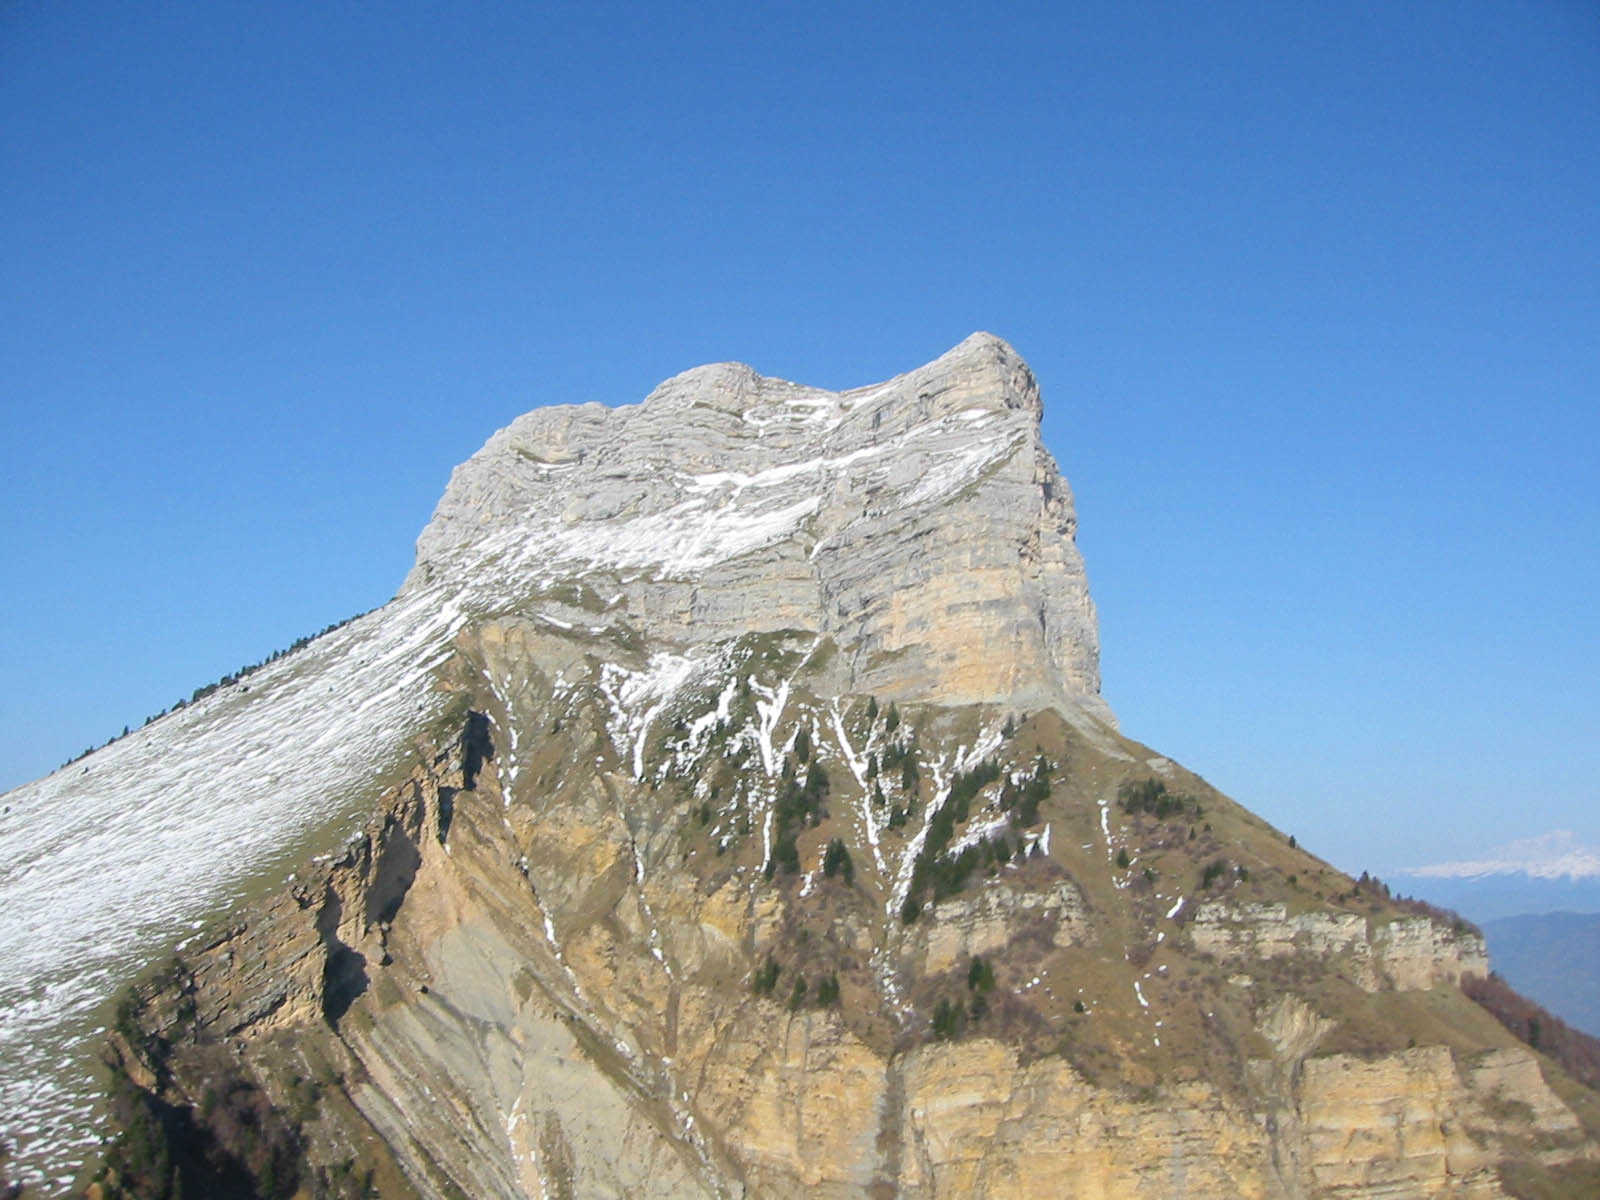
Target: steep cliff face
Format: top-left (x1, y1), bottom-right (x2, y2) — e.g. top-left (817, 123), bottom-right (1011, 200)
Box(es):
top-left (5, 336), bottom-right (1599, 1197)
top-left (403, 332), bottom-right (1104, 717)
top-left (100, 646), bottom-right (1598, 1199)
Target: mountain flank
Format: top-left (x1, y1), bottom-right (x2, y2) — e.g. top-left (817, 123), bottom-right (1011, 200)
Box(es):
top-left (1483, 914), bottom-right (1600, 1040)
top-left (3, 336), bottom-right (1598, 1197)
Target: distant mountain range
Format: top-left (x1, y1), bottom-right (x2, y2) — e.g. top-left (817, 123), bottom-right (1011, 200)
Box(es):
top-left (1481, 913), bottom-right (1600, 1038)
top-left (1392, 830), bottom-right (1600, 921)
top-left (1408, 830), bottom-right (1600, 884)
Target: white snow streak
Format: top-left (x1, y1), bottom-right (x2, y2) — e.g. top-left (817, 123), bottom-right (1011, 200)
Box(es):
top-left (749, 678), bottom-right (790, 778)
top-left (599, 652), bottom-right (696, 779)
top-left (828, 702), bottom-right (884, 877)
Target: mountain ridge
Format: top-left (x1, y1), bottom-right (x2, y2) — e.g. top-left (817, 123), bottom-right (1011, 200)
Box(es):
top-left (6, 338), bottom-right (1599, 1197)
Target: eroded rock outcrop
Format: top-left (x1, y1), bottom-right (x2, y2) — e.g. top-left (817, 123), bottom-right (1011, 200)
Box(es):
top-left (1191, 901), bottom-right (1490, 992)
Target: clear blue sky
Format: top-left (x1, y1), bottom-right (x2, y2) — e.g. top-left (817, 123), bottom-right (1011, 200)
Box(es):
top-left (3, 0), bottom-right (1596, 874)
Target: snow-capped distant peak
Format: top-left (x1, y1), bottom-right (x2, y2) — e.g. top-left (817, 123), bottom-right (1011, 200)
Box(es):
top-left (1408, 830), bottom-right (1600, 881)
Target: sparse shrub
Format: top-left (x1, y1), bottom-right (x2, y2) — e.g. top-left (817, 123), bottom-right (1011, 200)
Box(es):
top-left (823, 838), bottom-right (854, 884)
top-left (931, 997), bottom-right (965, 1040)
top-left (815, 973), bottom-right (840, 1007)
top-left (752, 956), bottom-right (780, 996)
top-left (967, 956), bottom-right (996, 993)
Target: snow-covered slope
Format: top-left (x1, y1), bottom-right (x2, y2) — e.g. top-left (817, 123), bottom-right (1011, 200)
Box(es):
top-left (0, 585), bottom-right (468, 1184)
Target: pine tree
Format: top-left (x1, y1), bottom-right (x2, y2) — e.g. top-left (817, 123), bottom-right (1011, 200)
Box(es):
top-left (823, 838), bottom-right (854, 884)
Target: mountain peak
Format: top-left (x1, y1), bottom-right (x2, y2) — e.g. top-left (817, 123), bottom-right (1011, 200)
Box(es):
top-left (1410, 830), bottom-right (1600, 881)
top-left (403, 336), bottom-right (1105, 719)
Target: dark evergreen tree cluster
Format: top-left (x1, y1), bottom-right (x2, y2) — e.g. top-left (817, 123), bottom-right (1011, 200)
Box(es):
top-left (967, 955), bottom-right (996, 993)
top-left (1117, 777), bottom-right (1202, 821)
top-left (813, 972), bottom-right (841, 1007)
top-left (754, 958), bottom-right (840, 1011)
top-left (931, 997), bottom-right (965, 1040)
top-left (966, 955), bottom-right (997, 1020)
top-left (997, 754), bottom-right (1052, 828)
top-left (95, 980), bottom-right (321, 1199)
top-left (764, 757), bottom-right (830, 879)
top-left (822, 837), bottom-right (854, 884)
top-left (899, 758), bottom-right (1021, 924)
top-left (751, 956), bottom-right (780, 996)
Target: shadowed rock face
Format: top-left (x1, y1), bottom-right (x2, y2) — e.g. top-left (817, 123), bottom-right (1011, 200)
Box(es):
top-left (404, 333), bottom-right (1106, 720)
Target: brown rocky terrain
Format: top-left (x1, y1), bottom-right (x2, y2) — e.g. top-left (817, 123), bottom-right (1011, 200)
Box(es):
top-left (11, 336), bottom-right (1599, 1197)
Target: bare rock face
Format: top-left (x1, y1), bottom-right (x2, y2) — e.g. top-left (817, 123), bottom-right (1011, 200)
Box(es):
top-left (7, 337), bottom-right (1600, 1197)
top-left (1190, 902), bottom-right (1491, 992)
top-left (404, 333), bottom-right (1105, 719)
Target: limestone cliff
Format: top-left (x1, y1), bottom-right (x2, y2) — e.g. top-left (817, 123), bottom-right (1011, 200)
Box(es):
top-left (3, 337), bottom-right (1598, 1198)
top-left (403, 332), bottom-right (1104, 717)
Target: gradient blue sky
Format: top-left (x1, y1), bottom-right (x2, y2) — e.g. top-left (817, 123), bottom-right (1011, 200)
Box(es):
top-left (3, 1), bottom-right (1596, 875)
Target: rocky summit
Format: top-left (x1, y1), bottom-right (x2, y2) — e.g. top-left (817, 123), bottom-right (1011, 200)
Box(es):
top-left (4, 335), bottom-right (1599, 1198)
top-left (403, 332), bottom-right (1104, 717)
